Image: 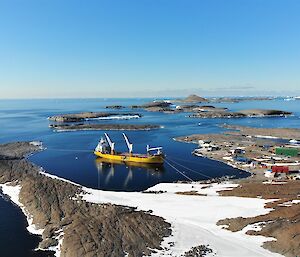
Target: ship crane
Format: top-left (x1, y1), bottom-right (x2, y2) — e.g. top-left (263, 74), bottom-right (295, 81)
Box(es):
top-left (122, 133), bottom-right (133, 155)
top-left (147, 145), bottom-right (163, 155)
top-left (94, 133), bottom-right (164, 164)
top-left (104, 133), bottom-right (115, 154)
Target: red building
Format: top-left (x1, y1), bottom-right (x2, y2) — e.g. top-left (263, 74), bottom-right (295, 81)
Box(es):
top-left (271, 166), bottom-right (289, 173)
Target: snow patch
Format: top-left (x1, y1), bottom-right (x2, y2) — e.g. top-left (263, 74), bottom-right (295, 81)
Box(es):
top-left (80, 182), bottom-right (283, 257)
top-left (85, 114), bottom-right (140, 121)
top-left (39, 170), bottom-right (81, 187)
top-left (30, 141), bottom-right (43, 147)
top-left (278, 200), bottom-right (300, 207)
top-left (263, 181), bottom-right (288, 185)
top-left (255, 135), bottom-right (279, 139)
top-left (47, 230), bottom-right (64, 257)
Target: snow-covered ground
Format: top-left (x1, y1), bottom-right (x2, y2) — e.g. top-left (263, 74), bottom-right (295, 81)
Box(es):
top-left (1, 176), bottom-right (284, 257)
top-left (82, 182), bottom-right (283, 257)
top-left (85, 114), bottom-right (141, 121)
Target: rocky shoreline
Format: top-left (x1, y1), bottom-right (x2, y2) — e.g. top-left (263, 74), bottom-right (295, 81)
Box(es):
top-left (223, 124), bottom-right (300, 140)
top-left (1, 137), bottom-right (299, 256)
top-left (0, 142), bottom-right (171, 257)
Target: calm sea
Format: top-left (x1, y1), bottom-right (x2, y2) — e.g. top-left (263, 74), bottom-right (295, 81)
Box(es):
top-left (0, 98), bottom-right (299, 256)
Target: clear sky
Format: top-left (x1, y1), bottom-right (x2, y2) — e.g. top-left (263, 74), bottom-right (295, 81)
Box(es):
top-left (0, 0), bottom-right (299, 98)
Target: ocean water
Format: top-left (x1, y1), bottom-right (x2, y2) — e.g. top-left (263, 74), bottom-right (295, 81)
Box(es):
top-left (0, 98), bottom-right (299, 256)
top-left (0, 194), bottom-right (53, 257)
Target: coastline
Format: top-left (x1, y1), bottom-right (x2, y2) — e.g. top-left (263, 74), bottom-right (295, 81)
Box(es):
top-left (0, 183), bottom-right (44, 235)
top-left (0, 141), bottom-right (292, 256)
top-left (173, 130), bottom-right (300, 256)
top-left (173, 137), bottom-right (255, 180)
top-left (0, 142), bottom-right (171, 257)
top-left (1, 166), bottom-right (282, 257)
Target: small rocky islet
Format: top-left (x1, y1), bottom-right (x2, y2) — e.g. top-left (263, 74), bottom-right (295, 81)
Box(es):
top-left (47, 112), bottom-right (161, 132)
top-left (105, 105), bottom-right (125, 109)
top-left (188, 108), bottom-right (292, 118)
top-left (49, 123), bottom-right (161, 131)
top-left (125, 95), bottom-right (291, 117)
top-left (123, 94), bottom-right (290, 117)
top-left (47, 95), bottom-right (292, 133)
top-left (48, 112), bottom-right (141, 122)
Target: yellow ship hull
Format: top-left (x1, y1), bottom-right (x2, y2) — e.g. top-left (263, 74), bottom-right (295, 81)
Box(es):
top-left (95, 158), bottom-right (164, 170)
top-left (94, 151), bottom-right (164, 164)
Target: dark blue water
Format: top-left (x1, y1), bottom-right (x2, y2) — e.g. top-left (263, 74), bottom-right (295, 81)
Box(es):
top-left (0, 194), bottom-right (54, 257)
top-left (0, 98), bottom-right (299, 256)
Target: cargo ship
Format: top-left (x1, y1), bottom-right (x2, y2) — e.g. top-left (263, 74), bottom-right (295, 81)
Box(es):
top-left (94, 133), bottom-right (164, 164)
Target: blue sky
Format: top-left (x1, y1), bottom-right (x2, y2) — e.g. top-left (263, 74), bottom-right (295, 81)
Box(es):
top-left (0, 0), bottom-right (299, 98)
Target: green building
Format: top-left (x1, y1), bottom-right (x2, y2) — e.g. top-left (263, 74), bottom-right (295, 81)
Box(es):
top-left (275, 147), bottom-right (299, 157)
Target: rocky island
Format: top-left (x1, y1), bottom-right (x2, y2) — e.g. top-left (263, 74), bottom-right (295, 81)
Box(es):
top-left (89, 96), bottom-right (288, 119)
top-left (210, 96), bottom-right (274, 103)
top-left (48, 112), bottom-right (141, 122)
top-left (131, 101), bottom-right (173, 112)
top-left (173, 94), bottom-right (273, 104)
top-left (189, 109), bottom-right (292, 118)
top-left (105, 105), bottom-right (125, 109)
top-left (173, 94), bottom-right (209, 103)
top-left (49, 123), bottom-right (161, 132)
top-left (102, 96), bottom-right (289, 119)
top-left (47, 111), bottom-right (163, 132)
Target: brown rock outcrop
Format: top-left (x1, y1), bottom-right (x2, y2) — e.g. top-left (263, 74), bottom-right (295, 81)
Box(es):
top-left (0, 142), bottom-right (171, 257)
top-left (175, 94), bottom-right (208, 103)
top-left (218, 181), bottom-right (300, 257)
top-left (131, 101), bottom-right (171, 110)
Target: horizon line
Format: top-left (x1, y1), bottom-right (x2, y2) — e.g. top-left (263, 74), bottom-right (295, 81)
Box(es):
top-left (0, 95), bottom-right (296, 100)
